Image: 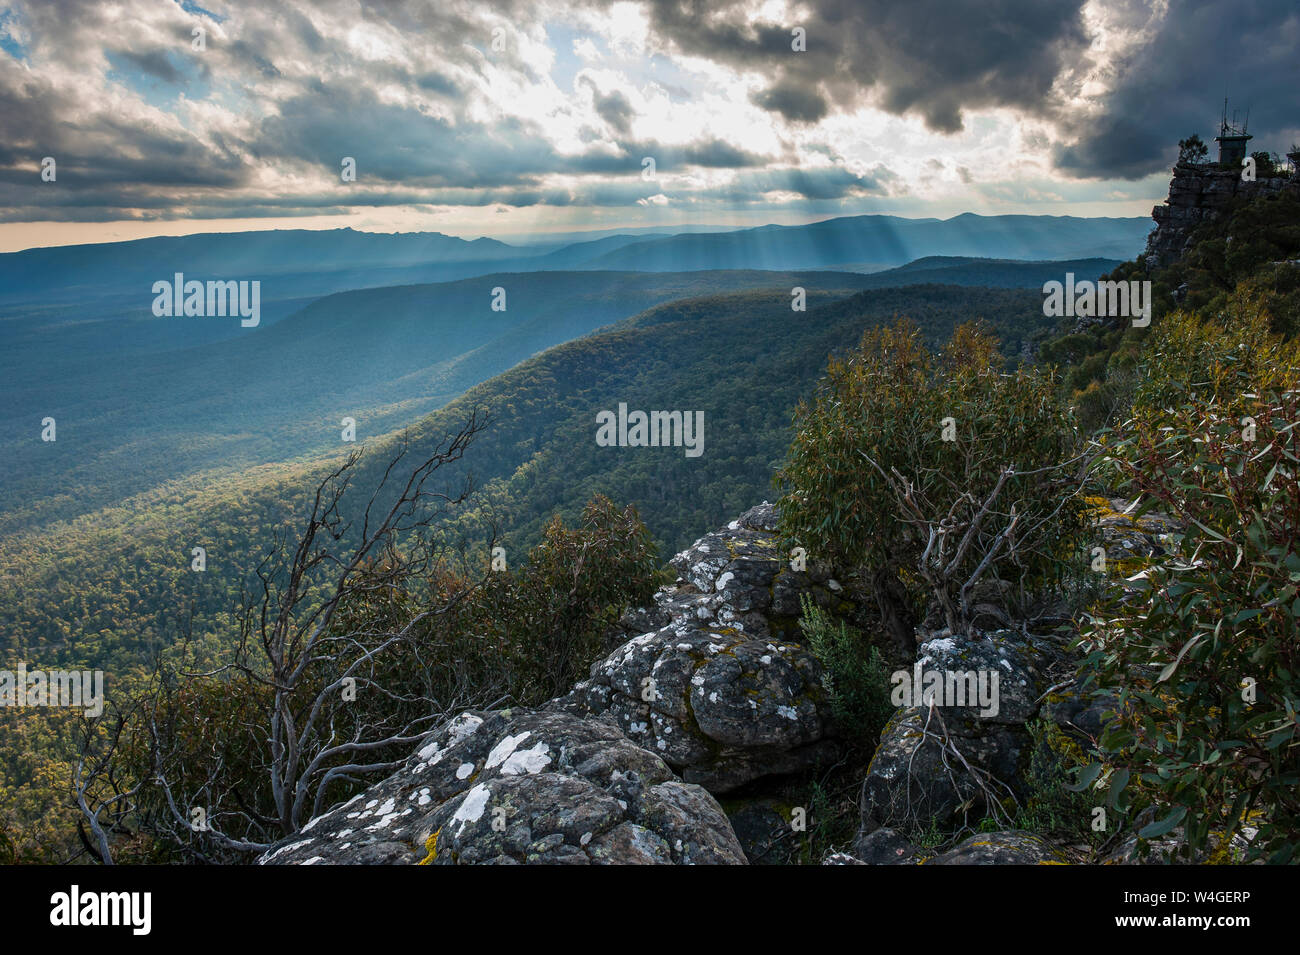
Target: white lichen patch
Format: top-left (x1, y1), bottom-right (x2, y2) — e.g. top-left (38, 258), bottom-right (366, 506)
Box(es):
top-left (451, 783), bottom-right (491, 834)
top-left (365, 797), bottom-right (400, 831)
top-left (456, 761), bottom-right (476, 780)
top-left (485, 731), bottom-right (532, 770)
top-left (500, 741), bottom-right (551, 776)
top-left (923, 637), bottom-right (958, 655)
top-left (416, 712), bottom-right (484, 767)
top-left (446, 713), bottom-right (485, 745)
top-left (262, 838), bottom-right (312, 863)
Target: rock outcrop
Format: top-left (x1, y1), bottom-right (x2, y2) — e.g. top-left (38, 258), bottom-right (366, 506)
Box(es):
top-left (551, 502), bottom-right (847, 792)
top-left (260, 503), bottom-right (856, 865)
top-left (258, 707), bottom-right (747, 865)
top-left (1144, 161), bottom-right (1293, 269)
top-left (261, 495), bottom-right (1186, 865)
top-left (1094, 497), bottom-right (1179, 566)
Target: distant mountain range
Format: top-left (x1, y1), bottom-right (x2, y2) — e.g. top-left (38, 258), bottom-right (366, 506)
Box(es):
top-left (0, 213), bottom-right (1148, 305)
top-left (570, 214), bottom-right (1148, 272)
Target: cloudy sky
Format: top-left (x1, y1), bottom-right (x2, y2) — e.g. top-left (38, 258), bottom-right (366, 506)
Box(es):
top-left (1, 0), bottom-right (1297, 251)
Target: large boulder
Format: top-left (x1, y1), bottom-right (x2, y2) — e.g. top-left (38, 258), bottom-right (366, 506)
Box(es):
top-left (550, 502), bottom-right (847, 793)
top-left (258, 708), bottom-right (747, 865)
top-left (859, 628), bottom-right (1064, 834)
top-left (552, 621), bottom-right (837, 792)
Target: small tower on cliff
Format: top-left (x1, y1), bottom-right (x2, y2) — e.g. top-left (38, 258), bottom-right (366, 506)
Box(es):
top-left (1214, 99), bottom-right (1252, 166)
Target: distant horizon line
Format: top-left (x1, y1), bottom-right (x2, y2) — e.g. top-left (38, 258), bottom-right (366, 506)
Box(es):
top-left (0, 209), bottom-right (1152, 256)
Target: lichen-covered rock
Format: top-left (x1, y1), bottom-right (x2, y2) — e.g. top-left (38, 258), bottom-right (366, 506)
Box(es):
top-left (913, 630), bottom-right (1056, 726)
top-left (550, 502), bottom-right (846, 793)
top-left (823, 852), bottom-right (866, 865)
top-left (859, 705), bottom-right (1027, 832)
top-left (1047, 675), bottom-right (1118, 746)
top-left (258, 708), bottom-right (747, 865)
top-left (552, 621), bottom-right (836, 792)
top-left (1094, 497), bottom-right (1179, 564)
top-left (925, 831), bottom-right (1068, 865)
top-left (860, 628), bottom-right (1063, 834)
top-left (665, 501), bottom-right (831, 641)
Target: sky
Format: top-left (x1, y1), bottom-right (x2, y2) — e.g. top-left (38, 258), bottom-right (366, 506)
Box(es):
top-left (0, 0), bottom-right (1297, 252)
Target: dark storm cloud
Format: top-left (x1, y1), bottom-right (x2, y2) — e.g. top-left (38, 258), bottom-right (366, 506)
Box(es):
top-left (653, 139), bottom-right (768, 169)
top-left (0, 69), bottom-right (245, 191)
top-left (608, 0), bottom-right (1091, 133)
top-left (592, 85), bottom-right (636, 135)
top-left (751, 82), bottom-right (827, 124)
top-left (254, 84), bottom-right (555, 188)
top-left (1052, 0), bottom-right (1300, 179)
top-left (577, 75), bottom-right (639, 135)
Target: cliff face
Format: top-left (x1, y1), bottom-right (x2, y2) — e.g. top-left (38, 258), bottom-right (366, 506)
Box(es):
top-left (1144, 162), bottom-right (1293, 268)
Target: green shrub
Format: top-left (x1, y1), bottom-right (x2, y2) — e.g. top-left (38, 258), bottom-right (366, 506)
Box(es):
top-left (797, 780), bottom-right (859, 864)
top-left (777, 320), bottom-right (1086, 642)
top-left (478, 494), bottom-right (660, 702)
top-left (797, 594), bottom-right (893, 744)
top-left (1081, 312), bottom-right (1300, 862)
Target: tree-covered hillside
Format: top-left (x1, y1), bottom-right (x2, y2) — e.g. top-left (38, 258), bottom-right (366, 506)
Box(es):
top-left (0, 269), bottom-right (881, 535)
